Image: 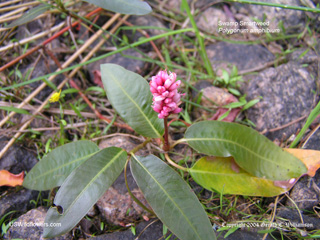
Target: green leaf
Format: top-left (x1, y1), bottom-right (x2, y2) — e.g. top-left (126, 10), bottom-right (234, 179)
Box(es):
top-left (0, 106), bottom-right (30, 115)
top-left (185, 121), bottom-right (307, 181)
top-left (43, 147), bottom-right (127, 238)
top-left (190, 156), bottom-right (294, 197)
top-left (223, 101), bottom-right (245, 109)
top-left (130, 155), bottom-right (216, 240)
top-left (242, 98), bottom-right (260, 111)
top-left (222, 69), bottom-right (229, 85)
top-left (5, 4), bottom-right (51, 28)
top-left (82, 0), bottom-right (152, 15)
top-left (100, 64), bottom-right (164, 138)
top-left (23, 140), bottom-right (100, 190)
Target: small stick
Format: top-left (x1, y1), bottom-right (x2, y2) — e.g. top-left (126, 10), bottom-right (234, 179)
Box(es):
top-left (0, 13), bottom-right (127, 159)
top-left (0, 22), bottom-right (65, 52)
top-left (0, 7), bottom-right (102, 72)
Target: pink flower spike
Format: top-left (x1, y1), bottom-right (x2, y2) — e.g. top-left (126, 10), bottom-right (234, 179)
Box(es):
top-left (150, 70), bottom-right (183, 119)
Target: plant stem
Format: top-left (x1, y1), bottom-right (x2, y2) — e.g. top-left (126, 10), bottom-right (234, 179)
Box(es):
top-left (225, 0), bottom-right (320, 13)
top-left (181, 0), bottom-right (214, 77)
top-left (163, 117), bottom-right (170, 151)
top-left (129, 138), bottom-right (151, 155)
top-left (124, 157), bottom-right (155, 215)
top-left (164, 153), bottom-right (188, 172)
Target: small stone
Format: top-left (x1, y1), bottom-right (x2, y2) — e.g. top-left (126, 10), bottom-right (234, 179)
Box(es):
top-left (192, 84), bottom-right (240, 121)
top-left (4, 207), bottom-right (72, 240)
top-left (246, 0), bottom-right (308, 34)
top-left (304, 130), bottom-right (320, 151)
top-left (196, 8), bottom-right (236, 34)
top-left (125, 15), bottom-right (167, 51)
top-left (286, 172), bottom-right (320, 211)
top-left (0, 137), bottom-right (38, 174)
top-left (96, 187), bottom-right (152, 226)
top-left (276, 207), bottom-right (320, 231)
top-left (0, 188), bottom-right (46, 218)
top-left (88, 219), bottom-right (175, 240)
top-left (88, 49), bottom-right (145, 83)
top-left (245, 51), bottom-right (318, 141)
top-left (206, 42), bottom-right (274, 73)
top-left (98, 136), bottom-right (149, 156)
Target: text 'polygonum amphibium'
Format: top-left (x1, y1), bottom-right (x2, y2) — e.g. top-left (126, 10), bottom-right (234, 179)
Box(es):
top-left (150, 70), bottom-right (183, 118)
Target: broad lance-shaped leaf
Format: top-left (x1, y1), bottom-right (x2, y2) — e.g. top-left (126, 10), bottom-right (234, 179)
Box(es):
top-left (190, 156), bottom-right (295, 197)
top-left (43, 147), bottom-right (127, 238)
top-left (5, 4), bottom-right (51, 29)
top-left (130, 155), bottom-right (216, 240)
top-left (82, 0), bottom-right (152, 15)
top-left (185, 121), bottom-right (307, 181)
top-left (23, 140), bottom-right (100, 191)
top-left (101, 64), bottom-right (164, 138)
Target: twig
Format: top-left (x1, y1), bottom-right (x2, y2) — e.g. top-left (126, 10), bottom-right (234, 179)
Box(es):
top-left (0, 0), bottom-right (21, 8)
top-left (0, 101), bottom-right (98, 118)
top-left (0, 8), bottom-right (108, 129)
top-left (238, 57), bottom-right (286, 75)
top-left (0, 7), bottom-right (102, 72)
top-left (262, 196), bottom-right (278, 240)
top-left (1, 120), bottom-right (101, 133)
top-left (302, 123), bottom-right (320, 148)
top-left (0, 6), bottom-right (28, 20)
top-left (0, 22), bottom-right (65, 52)
top-left (121, 18), bottom-right (166, 64)
top-left (91, 133), bottom-right (144, 142)
top-left (0, 1), bottom-right (39, 13)
top-left (260, 115), bottom-right (307, 135)
top-left (0, 13), bottom-right (127, 159)
top-left (45, 16), bottom-right (133, 131)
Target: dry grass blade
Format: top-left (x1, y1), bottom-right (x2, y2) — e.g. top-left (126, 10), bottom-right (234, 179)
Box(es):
top-left (0, 22), bottom-right (65, 52)
top-left (0, 1), bottom-right (40, 13)
top-left (0, 13), bottom-right (124, 159)
top-left (0, 13), bottom-right (120, 129)
top-left (0, 7), bottom-right (28, 20)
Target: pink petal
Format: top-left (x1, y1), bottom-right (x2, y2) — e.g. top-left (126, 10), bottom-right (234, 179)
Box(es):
top-left (164, 98), bottom-right (172, 104)
top-left (150, 81), bottom-right (158, 89)
top-left (150, 86), bottom-right (157, 93)
top-left (164, 78), bottom-right (174, 89)
top-left (172, 108), bottom-right (182, 114)
top-left (168, 80), bottom-right (181, 91)
top-left (154, 95), bottom-right (165, 101)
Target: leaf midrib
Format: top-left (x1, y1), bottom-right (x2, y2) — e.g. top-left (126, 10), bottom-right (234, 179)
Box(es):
top-left (29, 151), bottom-right (98, 182)
top-left (108, 71), bottom-right (161, 138)
top-left (134, 156), bottom-right (204, 240)
top-left (186, 137), bottom-right (290, 168)
top-left (59, 149), bottom-right (125, 217)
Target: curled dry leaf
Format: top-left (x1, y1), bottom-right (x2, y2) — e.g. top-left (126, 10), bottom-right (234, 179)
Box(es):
top-left (93, 70), bottom-right (103, 88)
top-left (284, 148), bottom-right (320, 177)
top-left (0, 170), bottom-right (24, 187)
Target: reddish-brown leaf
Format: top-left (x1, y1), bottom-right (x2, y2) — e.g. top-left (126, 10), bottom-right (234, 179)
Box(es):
top-left (0, 170), bottom-right (24, 187)
top-left (93, 70), bottom-right (103, 88)
top-left (284, 148), bottom-right (320, 177)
